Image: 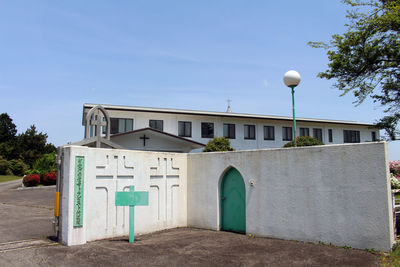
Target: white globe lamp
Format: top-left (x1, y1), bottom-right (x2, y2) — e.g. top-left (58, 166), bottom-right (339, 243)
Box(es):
top-left (283, 70), bottom-right (301, 147)
top-left (283, 70), bottom-right (301, 88)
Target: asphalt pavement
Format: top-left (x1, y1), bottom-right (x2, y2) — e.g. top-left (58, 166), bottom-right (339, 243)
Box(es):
top-left (0, 181), bottom-right (380, 266)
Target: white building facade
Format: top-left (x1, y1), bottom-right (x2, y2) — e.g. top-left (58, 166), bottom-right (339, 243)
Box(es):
top-left (83, 103), bottom-right (379, 152)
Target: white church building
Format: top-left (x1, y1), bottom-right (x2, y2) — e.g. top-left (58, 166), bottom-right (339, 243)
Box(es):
top-left (81, 103), bottom-right (379, 152)
top-left (55, 104), bottom-right (393, 251)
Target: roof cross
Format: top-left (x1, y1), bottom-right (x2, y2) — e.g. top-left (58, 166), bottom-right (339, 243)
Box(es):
top-left (140, 134), bottom-right (150, 146)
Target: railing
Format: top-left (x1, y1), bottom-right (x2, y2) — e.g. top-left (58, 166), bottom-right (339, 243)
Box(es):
top-left (392, 189), bottom-right (400, 239)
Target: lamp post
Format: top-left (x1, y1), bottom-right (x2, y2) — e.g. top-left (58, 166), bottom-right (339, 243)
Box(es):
top-left (283, 70), bottom-right (301, 147)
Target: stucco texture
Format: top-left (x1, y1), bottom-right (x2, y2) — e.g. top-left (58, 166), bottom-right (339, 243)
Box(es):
top-left (187, 142), bottom-right (393, 251)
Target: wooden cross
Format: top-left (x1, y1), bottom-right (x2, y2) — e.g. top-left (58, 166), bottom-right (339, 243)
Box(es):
top-left (140, 134), bottom-right (149, 146)
top-left (115, 186), bottom-right (149, 242)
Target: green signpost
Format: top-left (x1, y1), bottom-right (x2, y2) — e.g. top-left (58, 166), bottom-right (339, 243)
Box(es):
top-left (73, 156), bottom-right (85, 227)
top-left (115, 185), bottom-right (149, 242)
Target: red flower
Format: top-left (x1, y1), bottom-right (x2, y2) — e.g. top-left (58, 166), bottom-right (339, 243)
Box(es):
top-left (23, 174), bottom-right (40, 187)
top-left (43, 171), bottom-right (57, 185)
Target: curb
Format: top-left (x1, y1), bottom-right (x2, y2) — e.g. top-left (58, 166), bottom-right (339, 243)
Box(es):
top-left (0, 179), bottom-right (22, 186)
top-left (17, 185), bottom-right (56, 190)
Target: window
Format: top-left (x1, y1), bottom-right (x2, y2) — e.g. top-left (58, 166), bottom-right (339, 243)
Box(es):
top-left (371, 131), bottom-right (377, 141)
top-left (102, 117), bottom-right (107, 135)
top-left (244, 125), bottom-right (256, 140)
top-left (313, 128), bottom-right (323, 142)
top-left (201, 122), bottom-right (214, 138)
top-left (149, 120), bottom-right (163, 131)
top-left (178, 121), bottom-right (192, 137)
top-left (282, 126), bottom-right (292, 141)
top-left (264, 126), bottom-right (275, 140)
top-left (110, 118), bottom-right (133, 134)
top-left (223, 123), bottom-right (235, 139)
top-left (300, 128), bottom-right (309, 137)
top-left (343, 130), bottom-right (360, 143)
top-left (328, 129), bottom-right (333, 142)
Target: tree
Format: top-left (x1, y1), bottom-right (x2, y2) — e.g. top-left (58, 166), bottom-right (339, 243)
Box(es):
top-left (283, 136), bottom-right (324, 148)
top-left (18, 125), bottom-right (56, 168)
top-left (0, 113), bottom-right (19, 160)
top-left (203, 137), bottom-right (235, 152)
top-left (0, 113), bottom-right (17, 143)
top-left (308, 0), bottom-right (400, 139)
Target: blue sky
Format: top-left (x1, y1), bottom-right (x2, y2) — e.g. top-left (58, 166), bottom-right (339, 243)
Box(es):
top-left (0, 1), bottom-right (399, 160)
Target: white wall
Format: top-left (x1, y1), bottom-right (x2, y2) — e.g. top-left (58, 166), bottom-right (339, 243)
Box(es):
top-left (84, 107), bottom-right (378, 152)
top-left (187, 142), bottom-right (394, 251)
top-left (111, 131), bottom-right (194, 152)
top-left (60, 146), bottom-right (187, 246)
top-left (60, 142), bottom-right (393, 251)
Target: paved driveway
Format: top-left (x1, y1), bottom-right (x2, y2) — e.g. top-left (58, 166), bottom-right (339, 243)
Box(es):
top-left (0, 181), bottom-right (55, 243)
top-left (0, 182), bottom-right (380, 266)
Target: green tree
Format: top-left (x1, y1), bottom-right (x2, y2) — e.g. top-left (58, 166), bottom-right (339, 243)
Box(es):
top-left (31, 152), bottom-right (57, 175)
top-left (203, 137), bottom-right (235, 152)
top-left (283, 136), bottom-right (324, 148)
top-left (0, 113), bottom-right (17, 143)
top-left (0, 113), bottom-right (19, 160)
top-left (18, 125), bottom-right (56, 168)
top-left (0, 156), bottom-right (9, 175)
top-left (308, 0), bottom-right (400, 139)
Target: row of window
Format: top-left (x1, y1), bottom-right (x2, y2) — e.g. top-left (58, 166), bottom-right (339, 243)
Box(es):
top-left (109, 117), bottom-right (375, 143)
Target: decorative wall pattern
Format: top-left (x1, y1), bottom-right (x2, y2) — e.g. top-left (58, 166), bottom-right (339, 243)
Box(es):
top-left (61, 146), bottom-right (187, 245)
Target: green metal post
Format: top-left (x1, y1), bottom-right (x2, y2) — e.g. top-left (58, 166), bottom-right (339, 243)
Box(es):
top-left (129, 205), bottom-right (135, 242)
top-left (291, 86), bottom-right (297, 147)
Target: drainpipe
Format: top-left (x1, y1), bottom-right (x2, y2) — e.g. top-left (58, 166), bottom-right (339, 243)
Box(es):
top-left (53, 146), bottom-right (63, 241)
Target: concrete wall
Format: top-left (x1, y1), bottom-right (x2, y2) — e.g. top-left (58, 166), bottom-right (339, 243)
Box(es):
top-left (187, 142), bottom-right (393, 251)
top-left (60, 146), bottom-right (187, 246)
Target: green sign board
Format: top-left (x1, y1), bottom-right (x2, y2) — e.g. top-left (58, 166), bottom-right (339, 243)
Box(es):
top-left (73, 156), bottom-right (85, 227)
top-left (115, 186), bottom-right (149, 242)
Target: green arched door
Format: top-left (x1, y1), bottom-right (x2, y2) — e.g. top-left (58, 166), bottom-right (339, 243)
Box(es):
top-left (221, 168), bottom-right (246, 234)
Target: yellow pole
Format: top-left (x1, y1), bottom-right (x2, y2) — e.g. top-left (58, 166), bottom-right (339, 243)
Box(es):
top-left (54, 192), bottom-right (60, 217)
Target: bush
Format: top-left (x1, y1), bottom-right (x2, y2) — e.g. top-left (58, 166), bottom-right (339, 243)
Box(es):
top-left (0, 156), bottom-right (9, 175)
top-left (42, 171), bottom-right (56, 185)
top-left (390, 161), bottom-right (400, 176)
top-left (23, 174), bottom-right (40, 187)
top-left (203, 137), bottom-right (235, 152)
top-left (32, 152), bottom-right (56, 175)
top-left (283, 136), bottom-right (324, 148)
top-left (8, 159), bottom-right (27, 176)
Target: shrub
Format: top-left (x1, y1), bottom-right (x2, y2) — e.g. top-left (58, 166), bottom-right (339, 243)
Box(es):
top-left (8, 159), bottom-right (27, 176)
top-left (0, 156), bottom-right (9, 175)
top-left (42, 171), bottom-right (56, 185)
top-left (283, 136), bottom-right (324, 148)
top-left (32, 152), bottom-right (56, 175)
top-left (390, 161), bottom-right (400, 176)
top-left (23, 174), bottom-right (40, 187)
top-left (203, 137), bottom-right (235, 152)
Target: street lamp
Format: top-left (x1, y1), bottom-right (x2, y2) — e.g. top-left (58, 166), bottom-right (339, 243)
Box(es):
top-left (283, 70), bottom-right (301, 147)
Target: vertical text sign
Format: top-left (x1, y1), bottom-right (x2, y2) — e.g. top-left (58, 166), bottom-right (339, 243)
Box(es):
top-left (74, 156), bottom-right (85, 227)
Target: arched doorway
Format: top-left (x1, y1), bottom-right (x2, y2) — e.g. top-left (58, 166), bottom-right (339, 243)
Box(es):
top-left (220, 168), bottom-right (246, 234)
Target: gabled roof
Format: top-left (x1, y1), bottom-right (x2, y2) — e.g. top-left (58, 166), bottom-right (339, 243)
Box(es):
top-left (69, 137), bottom-right (123, 149)
top-left (83, 103), bottom-right (375, 127)
top-left (111, 127), bottom-right (205, 150)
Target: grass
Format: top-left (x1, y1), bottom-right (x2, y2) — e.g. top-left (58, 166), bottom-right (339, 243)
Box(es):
top-left (380, 243), bottom-right (400, 266)
top-left (395, 194), bottom-right (400, 206)
top-left (0, 175), bottom-right (22, 183)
